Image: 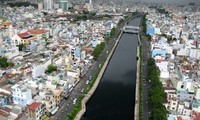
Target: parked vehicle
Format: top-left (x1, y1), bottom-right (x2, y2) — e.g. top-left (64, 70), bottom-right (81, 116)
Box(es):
top-left (86, 80), bottom-right (89, 84)
top-left (73, 98), bottom-right (77, 104)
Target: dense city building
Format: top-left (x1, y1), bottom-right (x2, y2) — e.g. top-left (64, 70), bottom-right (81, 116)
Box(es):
top-left (60, 0), bottom-right (68, 11)
top-left (44, 0), bottom-right (54, 10)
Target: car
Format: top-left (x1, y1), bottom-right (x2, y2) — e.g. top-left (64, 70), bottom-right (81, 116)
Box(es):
top-left (86, 80), bottom-right (89, 85)
top-left (81, 88), bottom-right (84, 93)
top-left (89, 76), bottom-right (92, 80)
top-left (73, 98), bottom-right (77, 104)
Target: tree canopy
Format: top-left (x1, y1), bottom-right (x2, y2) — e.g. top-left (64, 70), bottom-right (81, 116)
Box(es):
top-left (110, 27), bottom-right (116, 36)
top-left (7, 2), bottom-right (37, 8)
top-left (46, 64), bottom-right (57, 73)
top-left (0, 57), bottom-right (14, 68)
top-left (148, 58), bottom-right (167, 120)
top-left (92, 42), bottom-right (105, 60)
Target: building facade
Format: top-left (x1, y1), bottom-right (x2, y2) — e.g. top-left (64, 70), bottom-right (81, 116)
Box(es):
top-left (11, 84), bottom-right (32, 105)
top-left (0, 92), bottom-right (12, 107)
top-left (44, 0), bottom-right (53, 10)
top-left (0, 1), bottom-right (2, 17)
top-left (60, 0), bottom-right (68, 11)
top-left (28, 102), bottom-right (46, 120)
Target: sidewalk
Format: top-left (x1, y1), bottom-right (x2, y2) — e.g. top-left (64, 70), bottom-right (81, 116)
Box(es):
top-left (134, 33), bottom-right (141, 120)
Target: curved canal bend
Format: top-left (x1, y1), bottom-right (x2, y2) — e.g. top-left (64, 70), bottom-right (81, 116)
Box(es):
top-left (82, 18), bottom-right (141, 120)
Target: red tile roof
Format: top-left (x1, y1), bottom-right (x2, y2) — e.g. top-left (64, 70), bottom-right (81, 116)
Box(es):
top-left (0, 107), bottom-right (11, 117)
top-left (177, 116), bottom-right (183, 120)
top-left (28, 102), bottom-right (40, 110)
top-left (192, 111), bottom-right (200, 120)
top-left (164, 87), bottom-right (176, 90)
top-left (17, 32), bottom-right (30, 39)
top-left (27, 29), bottom-right (48, 35)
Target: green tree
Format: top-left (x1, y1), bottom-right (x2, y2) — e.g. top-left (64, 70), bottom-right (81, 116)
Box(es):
top-left (147, 58), bottom-right (167, 120)
top-left (46, 64), bottom-right (57, 73)
top-left (0, 57), bottom-right (14, 68)
top-left (149, 106), bottom-right (167, 120)
top-left (92, 42), bottom-right (105, 60)
top-left (7, 2), bottom-right (37, 8)
top-left (118, 19), bottom-right (124, 25)
top-left (146, 34), bottom-right (152, 41)
top-left (104, 36), bottom-right (110, 44)
top-left (110, 27), bottom-right (116, 36)
top-left (149, 86), bottom-right (165, 106)
top-left (18, 44), bottom-right (24, 51)
top-left (148, 58), bottom-right (155, 66)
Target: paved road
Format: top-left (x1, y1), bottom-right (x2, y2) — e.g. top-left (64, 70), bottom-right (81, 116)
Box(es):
top-left (141, 35), bottom-right (151, 120)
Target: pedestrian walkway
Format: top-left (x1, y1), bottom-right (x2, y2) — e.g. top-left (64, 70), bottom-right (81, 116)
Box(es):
top-left (134, 33), bottom-right (141, 120)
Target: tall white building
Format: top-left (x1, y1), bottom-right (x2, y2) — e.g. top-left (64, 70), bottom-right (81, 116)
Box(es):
top-left (38, 3), bottom-right (43, 11)
top-left (44, 0), bottom-right (54, 10)
top-left (11, 84), bottom-right (32, 106)
top-left (0, 1), bottom-right (2, 17)
top-left (87, 0), bottom-right (93, 11)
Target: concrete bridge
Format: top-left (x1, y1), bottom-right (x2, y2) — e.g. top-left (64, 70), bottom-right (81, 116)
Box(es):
top-left (123, 25), bottom-right (140, 34)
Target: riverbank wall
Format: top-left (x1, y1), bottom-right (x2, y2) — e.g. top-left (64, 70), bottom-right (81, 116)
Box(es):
top-left (134, 25), bottom-right (142, 120)
top-left (74, 30), bottom-right (123, 120)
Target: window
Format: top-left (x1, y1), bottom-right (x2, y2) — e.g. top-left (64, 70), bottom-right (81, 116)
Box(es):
top-left (173, 103), bottom-right (176, 105)
top-left (181, 85), bottom-right (184, 88)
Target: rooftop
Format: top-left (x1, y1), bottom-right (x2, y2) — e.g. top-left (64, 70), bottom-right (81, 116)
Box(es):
top-left (28, 102), bottom-right (40, 110)
top-left (27, 29), bottom-right (48, 35)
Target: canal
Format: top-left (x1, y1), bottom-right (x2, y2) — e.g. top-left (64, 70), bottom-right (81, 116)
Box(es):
top-left (82, 17), bottom-right (141, 120)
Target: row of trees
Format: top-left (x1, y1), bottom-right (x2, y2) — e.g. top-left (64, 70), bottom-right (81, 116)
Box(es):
top-left (92, 42), bottom-right (106, 60)
top-left (139, 45), bottom-right (143, 120)
top-left (148, 58), bottom-right (167, 120)
top-left (142, 15), bottom-right (147, 34)
top-left (7, 2), bottom-right (37, 8)
top-left (0, 57), bottom-right (14, 68)
top-left (110, 27), bottom-right (116, 36)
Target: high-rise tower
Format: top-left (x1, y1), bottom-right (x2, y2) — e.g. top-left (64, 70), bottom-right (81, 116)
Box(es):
top-left (60, 0), bottom-right (68, 11)
top-left (44, 0), bottom-right (53, 10)
top-left (0, 1), bottom-right (3, 17)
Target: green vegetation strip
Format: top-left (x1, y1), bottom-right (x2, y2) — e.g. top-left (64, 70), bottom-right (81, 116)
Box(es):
top-left (148, 58), bottom-right (167, 120)
top-left (7, 2), bottom-right (38, 8)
